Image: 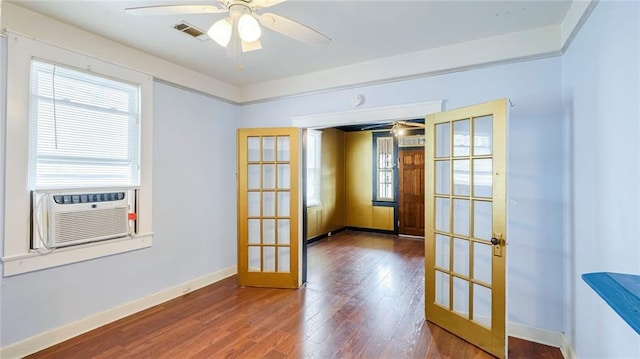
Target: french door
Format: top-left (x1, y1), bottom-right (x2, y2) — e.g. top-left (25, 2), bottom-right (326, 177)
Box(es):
top-left (237, 128), bottom-right (301, 288)
top-left (425, 99), bottom-right (508, 358)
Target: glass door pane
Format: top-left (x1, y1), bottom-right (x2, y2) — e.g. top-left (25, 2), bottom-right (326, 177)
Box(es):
top-left (473, 284), bottom-right (492, 328)
top-left (473, 116), bottom-right (493, 156)
top-left (453, 119), bottom-right (470, 157)
top-left (435, 271), bottom-right (450, 308)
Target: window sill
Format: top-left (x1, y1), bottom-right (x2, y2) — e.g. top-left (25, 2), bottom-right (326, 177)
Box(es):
top-left (307, 202), bottom-right (323, 208)
top-left (372, 200), bottom-right (396, 207)
top-left (2, 233), bottom-right (153, 276)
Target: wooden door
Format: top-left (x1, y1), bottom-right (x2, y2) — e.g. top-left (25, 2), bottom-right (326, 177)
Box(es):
top-left (425, 99), bottom-right (507, 358)
top-left (237, 128), bottom-right (301, 288)
top-left (399, 149), bottom-right (425, 236)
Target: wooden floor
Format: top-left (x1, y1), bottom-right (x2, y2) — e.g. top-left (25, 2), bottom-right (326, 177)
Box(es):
top-left (29, 231), bottom-right (563, 358)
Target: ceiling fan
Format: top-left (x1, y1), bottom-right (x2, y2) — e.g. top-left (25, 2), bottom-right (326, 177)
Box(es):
top-left (125, 0), bottom-right (331, 67)
top-left (362, 120), bottom-right (425, 136)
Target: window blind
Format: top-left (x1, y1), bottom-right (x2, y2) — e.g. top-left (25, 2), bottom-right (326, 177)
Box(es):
top-left (30, 60), bottom-right (140, 189)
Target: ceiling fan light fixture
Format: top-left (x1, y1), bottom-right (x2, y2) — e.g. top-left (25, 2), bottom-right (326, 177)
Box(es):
top-left (390, 123), bottom-right (407, 136)
top-left (238, 13), bottom-right (262, 42)
top-left (208, 17), bottom-right (232, 47)
top-left (125, 0), bottom-right (332, 69)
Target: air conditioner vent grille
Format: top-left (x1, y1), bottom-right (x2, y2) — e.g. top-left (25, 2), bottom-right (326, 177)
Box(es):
top-left (53, 207), bottom-right (128, 245)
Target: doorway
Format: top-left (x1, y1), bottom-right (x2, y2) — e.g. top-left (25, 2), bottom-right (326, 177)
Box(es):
top-left (298, 99), bottom-right (508, 358)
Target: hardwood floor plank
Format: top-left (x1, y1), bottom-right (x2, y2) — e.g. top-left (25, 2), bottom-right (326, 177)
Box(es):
top-left (27, 231), bottom-right (563, 359)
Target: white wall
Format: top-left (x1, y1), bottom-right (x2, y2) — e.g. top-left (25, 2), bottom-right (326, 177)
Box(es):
top-left (563, 1), bottom-right (640, 358)
top-left (0, 67), bottom-right (239, 346)
top-left (240, 56), bottom-right (566, 334)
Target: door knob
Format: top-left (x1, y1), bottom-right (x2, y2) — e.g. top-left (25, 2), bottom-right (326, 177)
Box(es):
top-left (491, 233), bottom-right (504, 256)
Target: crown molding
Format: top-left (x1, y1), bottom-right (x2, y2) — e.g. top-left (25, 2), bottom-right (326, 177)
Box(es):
top-left (291, 100), bottom-right (443, 129)
top-left (560, 0), bottom-right (599, 53)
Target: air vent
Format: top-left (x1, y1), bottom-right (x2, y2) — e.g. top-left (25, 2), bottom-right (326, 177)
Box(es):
top-left (173, 21), bottom-right (209, 40)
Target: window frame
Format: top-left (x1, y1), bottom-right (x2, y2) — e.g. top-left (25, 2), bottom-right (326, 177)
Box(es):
top-left (2, 34), bottom-right (154, 276)
top-left (371, 127), bottom-right (424, 207)
top-left (375, 135), bottom-right (395, 202)
top-left (372, 132), bottom-right (397, 206)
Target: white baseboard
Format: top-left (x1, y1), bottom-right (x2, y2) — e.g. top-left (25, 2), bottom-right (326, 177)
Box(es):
top-left (0, 265), bottom-right (237, 359)
top-left (509, 322), bottom-right (576, 359)
top-left (559, 333), bottom-right (577, 359)
top-left (509, 322), bottom-right (563, 347)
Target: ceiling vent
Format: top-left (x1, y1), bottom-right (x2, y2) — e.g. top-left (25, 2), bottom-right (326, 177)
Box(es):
top-left (173, 22), bottom-right (209, 41)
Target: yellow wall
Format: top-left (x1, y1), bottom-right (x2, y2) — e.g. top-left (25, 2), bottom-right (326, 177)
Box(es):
top-left (344, 131), bottom-right (394, 230)
top-left (306, 129), bottom-right (394, 237)
top-left (306, 128), bottom-right (346, 238)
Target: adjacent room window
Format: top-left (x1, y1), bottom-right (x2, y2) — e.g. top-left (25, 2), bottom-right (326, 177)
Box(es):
top-left (306, 130), bottom-right (322, 206)
top-left (29, 60), bottom-right (140, 189)
top-left (376, 136), bottom-right (394, 201)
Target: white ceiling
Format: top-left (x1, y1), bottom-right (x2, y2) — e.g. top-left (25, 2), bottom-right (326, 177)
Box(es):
top-left (6, 0), bottom-right (573, 90)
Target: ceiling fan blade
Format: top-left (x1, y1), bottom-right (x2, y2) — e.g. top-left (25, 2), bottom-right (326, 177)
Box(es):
top-left (397, 121), bottom-right (426, 128)
top-left (125, 5), bottom-right (225, 15)
top-left (361, 123), bottom-right (392, 130)
top-left (256, 13), bottom-right (331, 45)
top-left (251, 0), bottom-right (288, 9)
top-left (242, 39), bottom-right (263, 52)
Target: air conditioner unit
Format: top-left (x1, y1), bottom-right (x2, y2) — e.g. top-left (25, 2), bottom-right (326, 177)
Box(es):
top-left (34, 189), bottom-right (133, 248)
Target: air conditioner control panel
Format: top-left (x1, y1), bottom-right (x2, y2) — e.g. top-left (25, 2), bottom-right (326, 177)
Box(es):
top-left (52, 192), bottom-right (126, 205)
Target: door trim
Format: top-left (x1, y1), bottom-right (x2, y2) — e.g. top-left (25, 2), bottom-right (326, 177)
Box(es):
top-left (291, 100), bottom-right (443, 128)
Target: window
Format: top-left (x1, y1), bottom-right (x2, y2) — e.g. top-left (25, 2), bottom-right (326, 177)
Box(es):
top-left (29, 61), bottom-right (140, 189)
top-left (3, 35), bottom-right (153, 276)
top-left (376, 136), bottom-right (395, 201)
top-left (373, 126), bottom-right (423, 204)
top-left (306, 130), bottom-right (322, 206)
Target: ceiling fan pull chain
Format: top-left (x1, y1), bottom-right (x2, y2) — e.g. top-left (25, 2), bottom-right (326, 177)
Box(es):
top-left (236, 51), bottom-right (244, 71)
